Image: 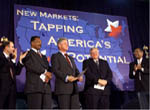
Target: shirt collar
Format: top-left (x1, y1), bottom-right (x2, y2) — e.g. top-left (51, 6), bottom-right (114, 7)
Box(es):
top-left (59, 51), bottom-right (67, 57)
top-left (3, 52), bottom-right (9, 58)
top-left (31, 48), bottom-right (39, 53)
top-left (93, 58), bottom-right (99, 63)
top-left (137, 57), bottom-right (143, 64)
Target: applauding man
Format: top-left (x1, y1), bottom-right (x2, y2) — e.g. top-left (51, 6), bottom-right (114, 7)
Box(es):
top-left (129, 48), bottom-right (149, 109)
top-left (0, 39), bottom-right (27, 109)
top-left (51, 37), bottom-right (83, 109)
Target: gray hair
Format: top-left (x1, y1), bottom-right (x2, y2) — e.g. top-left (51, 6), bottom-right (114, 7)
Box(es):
top-left (90, 47), bottom-right (99, 53)
top-left (57, 37), bottom-right (68, 45)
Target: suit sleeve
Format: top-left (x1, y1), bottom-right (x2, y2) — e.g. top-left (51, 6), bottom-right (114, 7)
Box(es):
top-left (141, 59), bottom-right (149, 74)
top-left (129, 62), bottom-right (135, 79)
top-left (43, 55), bottom-right (52, 72)
top-left (70, 57), bottom-right (80, 77)
top-left (22, 53), bottom-right (45, 75)
top-left (51, 54), bottom-right (67, 82)
top-left (75, 66), bottom-right (80, 77)
top-left (105, 62), bottom-right (112, 84)
top-left (13, 61), bottom-right (24, 75)
top-left (83, 60), bottom-right (99, 84)
top-left (0, 56), bottom-right (4, 67)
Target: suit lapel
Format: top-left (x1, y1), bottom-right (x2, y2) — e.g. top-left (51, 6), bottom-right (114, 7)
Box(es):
top-left (90, 58), bottom-right (99, 70)
top-left (58, 52), bottom-right (73, 70)
top-left (1, 53), bottom-right (9, 62)
top-left (2, 53), bottom-right (14, 67)
top-left (141, 58), bottom-right (145, 67)
top-left (68, 56), bottom-right (75, 70)
top-left (98, 59), bottom-right (102, 70)
top-left (30, 50), bottom-right (47, 69)
top-left (134, 60), bottom-right (138, 65)
top-left (1, 53), bottom-right (15, 78)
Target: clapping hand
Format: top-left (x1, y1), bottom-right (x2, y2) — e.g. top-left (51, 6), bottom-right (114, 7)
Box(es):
top-left (19, 51), bottom-right (28, 63)
top-left (136, 64), bottom-right (142, 70)
top-left (134, 64), bottom-right (142, 72)
top-left (77, 76), bottom-right (83, 82)
top-left (12, 48), bottom-right (17, 61)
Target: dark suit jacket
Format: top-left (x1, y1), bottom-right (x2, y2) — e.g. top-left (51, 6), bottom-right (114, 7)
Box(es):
top-left (51, 52), bottom-right (80, 95)
top-left (22, 49), bottom-right (51, 94)
top-left (129, 58), bottom-right (149, 92)
top-left (0, 52), bottom-right (23, 93)
top-left (83, 58), bottom-right (112, 95)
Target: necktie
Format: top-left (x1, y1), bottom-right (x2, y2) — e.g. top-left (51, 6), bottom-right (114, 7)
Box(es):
top-left (37, 52), bottom-right (42, 58)
top-left (64, 54), bottom-right (72, 67)
top-left (96, 60), bottom-right (99, 66)
top-left (8, 57), bottom-right (14, 79)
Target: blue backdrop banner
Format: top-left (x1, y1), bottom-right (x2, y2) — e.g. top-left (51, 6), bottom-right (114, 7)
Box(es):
top-left (14, 4), bottom-right (134, 92)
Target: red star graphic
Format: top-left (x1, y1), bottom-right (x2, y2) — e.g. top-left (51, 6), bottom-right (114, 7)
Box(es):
top-left (109, 25), bottom-right (122, 38)
top-left (47, 56), bottom-right (50, 62)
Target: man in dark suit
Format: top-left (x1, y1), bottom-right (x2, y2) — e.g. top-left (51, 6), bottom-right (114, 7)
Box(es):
top-left (0, 39), bottom-right (26, 109)
top-left (82, 47), bottom-right (112, 109)
top-left (22, 36), bottom-right (52, 109)
top-left (51, 37), bottom-right (83, 109)
top-left (129, 48), bottom-right (149, 109)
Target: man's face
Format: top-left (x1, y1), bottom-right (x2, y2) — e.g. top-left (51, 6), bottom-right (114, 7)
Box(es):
top-left (7, 42), bottom-right (15, 54)
top-left (134, 48), bottom-right (143, 59)
top-left (90, 48), bottom-right (99, 59)
top-left (58, 40), bottom-right (69, 52)
top-left (31, 38), bottom-right (41, 50)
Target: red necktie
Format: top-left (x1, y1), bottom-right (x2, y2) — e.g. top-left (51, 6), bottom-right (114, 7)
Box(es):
top-left (37, 52), bottom-right (42, 58)
top-left (64, 54), bottom-right (72, 67)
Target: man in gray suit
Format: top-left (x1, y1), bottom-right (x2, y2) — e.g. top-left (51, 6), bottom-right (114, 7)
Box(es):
top-left (22, 36), bottom-right (52, 109)
top-left (51, 37), bottom-right (83, 109)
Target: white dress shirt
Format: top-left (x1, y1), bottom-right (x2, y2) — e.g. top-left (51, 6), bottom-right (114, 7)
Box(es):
top-left (3, 52), bottom-right (16, 63)
top-left (31, 48), bottom-right (39, 53)
top-left (133, 57), bottom-right (144, 80)
top-left (93, 59), bottom-right (99, 65)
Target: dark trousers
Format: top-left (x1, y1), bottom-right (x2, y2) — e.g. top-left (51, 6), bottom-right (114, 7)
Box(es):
top-left (84, 94), bottom-right (110, 109)
top-left (58, 94), bottom-right (80, 109)
top-left (0, 84), bottom-right (16, 109)
top-left (27, 93), bottom-right (52, 109)
top-left (137, 92), bottom-right (149, 109)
